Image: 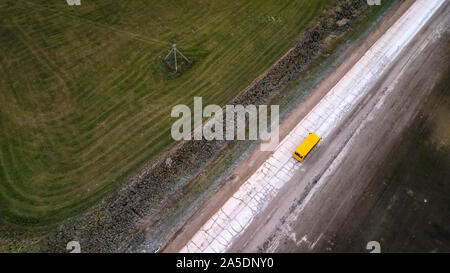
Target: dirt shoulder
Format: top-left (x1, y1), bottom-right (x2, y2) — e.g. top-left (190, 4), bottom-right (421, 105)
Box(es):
top-left (162, 0), bottom-right (414, 253)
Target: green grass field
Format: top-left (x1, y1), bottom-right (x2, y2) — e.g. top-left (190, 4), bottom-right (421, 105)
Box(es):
top-left (0, 0), bottom-right (332, 228)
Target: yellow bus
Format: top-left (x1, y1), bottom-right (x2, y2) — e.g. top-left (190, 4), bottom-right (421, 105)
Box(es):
top-left (293, 133), bottom-right (320, 162)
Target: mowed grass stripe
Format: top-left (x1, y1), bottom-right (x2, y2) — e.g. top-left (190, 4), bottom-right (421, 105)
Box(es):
top-left (0, 0), bottom-right (332, 227)
top-left (7, 0), bottom-right (320, 209)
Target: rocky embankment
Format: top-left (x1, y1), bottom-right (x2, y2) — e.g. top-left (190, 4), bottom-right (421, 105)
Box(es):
top-left (1, 0), bottom-right (388, 252)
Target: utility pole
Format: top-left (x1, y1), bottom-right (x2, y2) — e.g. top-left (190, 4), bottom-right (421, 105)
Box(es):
top-left (164, 44), bottom-right (190, 72)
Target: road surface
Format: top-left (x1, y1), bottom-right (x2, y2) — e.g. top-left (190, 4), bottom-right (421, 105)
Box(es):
top-left (230, 0), bottom-right (449, 253)
top-left (163, 0), bottom-right (448, 253)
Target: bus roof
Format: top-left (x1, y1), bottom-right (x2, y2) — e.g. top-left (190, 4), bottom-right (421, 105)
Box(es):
top-left (295, 133), bottom-right (320, 156)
